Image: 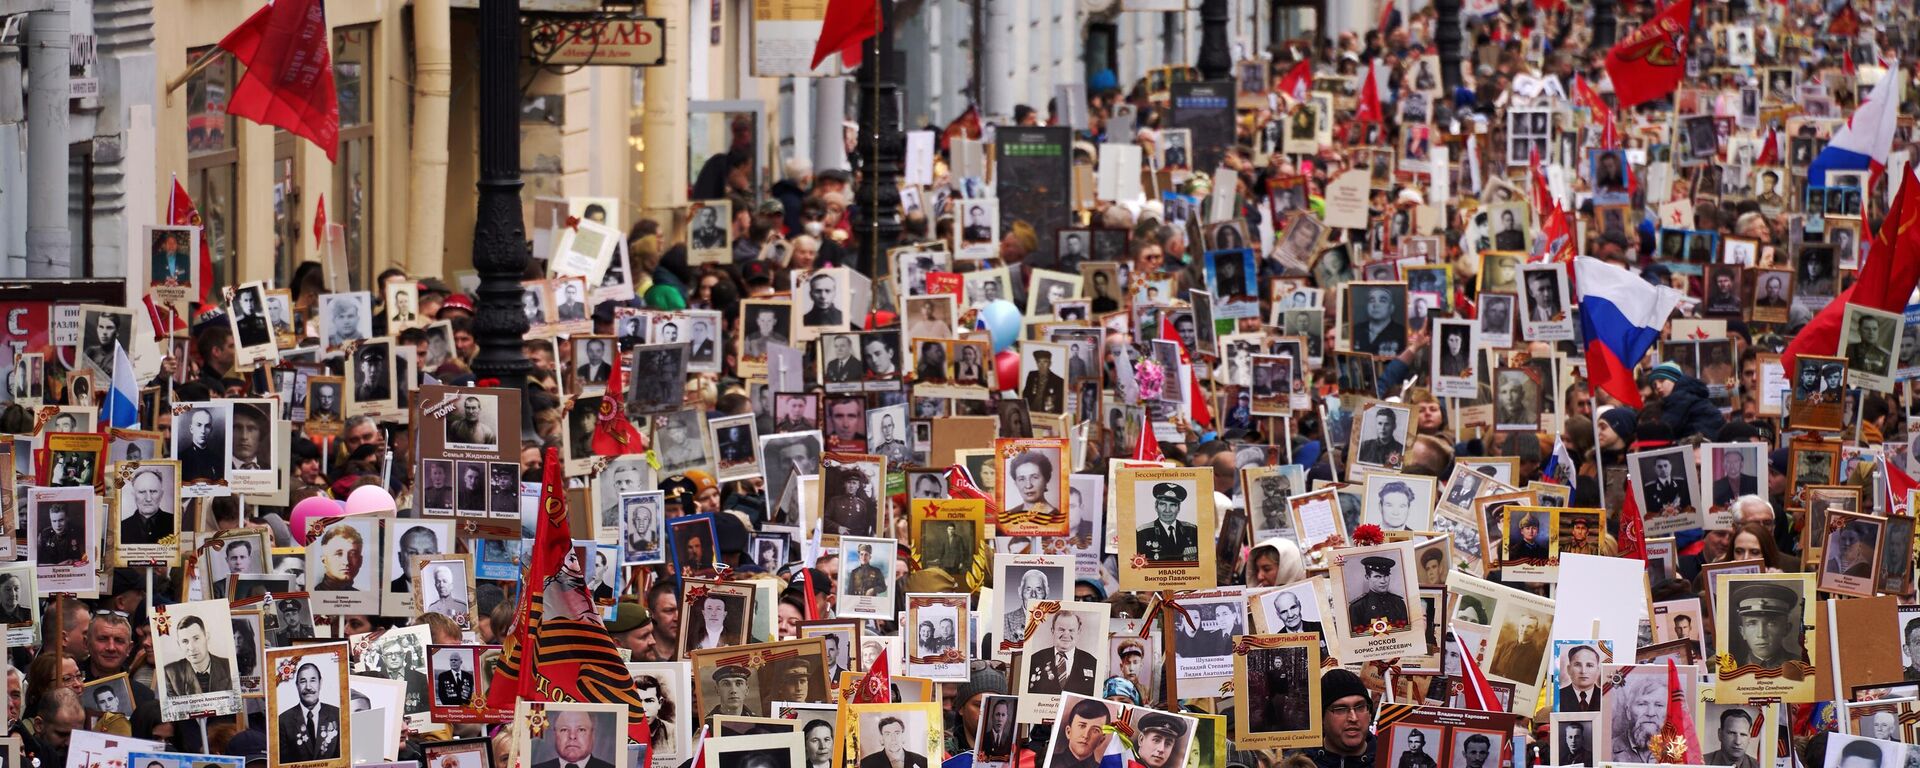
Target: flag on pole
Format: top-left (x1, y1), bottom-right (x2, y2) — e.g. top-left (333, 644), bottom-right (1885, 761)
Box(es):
top-left (313, 193), bottom-right (327, 249)
top-left (592, 357), bottom-right (650, 456)
top-left (809, 0), bottom-right (877, 69)
top-left (1277, 59), bottom-right (1312, 102)
top-left (1542, 435), bottom-right (1576, 489)
top-left (101, 343), bottom-right (139, 431)
top-left (167, 176), bottom-right (216, 306)
top-left (1157, 314), bottom-right (1213, 429)
top-left (143, 295), bottom-right (188, 339)
top-left (1806, 71), bottom-right (1901, 190)
top-left (1451, 626), bottom-right (1500, 711)
top-left (215, 0), bottom-right (340, 161)
top-left (1617, 481), bottom-right (1647, 560)
top-left (852, 651), bottom-right (892, 703)
top-left (1572, 75), bottom-right (1618, 149)
top-left (1603, 0), bottom-right (1693, 108)
top-left (1886, 456), bottom-right (1917, 516)
top-left (1782, 166), bottom-right (1920, 371)
top-left (1652, 660), bottom-right (1704, 764)
top-left (1574, 257), bottom-right (1687, 408)
top-left (1354, 63), bottom-right (1384, 125)
top-left (488, 446), bottom-right (655, 746)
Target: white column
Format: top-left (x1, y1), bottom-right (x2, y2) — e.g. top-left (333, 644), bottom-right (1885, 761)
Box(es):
top-left (26, 1), bottom-right (71, 278)
top-left (811, 76), bottom-right (847, 172)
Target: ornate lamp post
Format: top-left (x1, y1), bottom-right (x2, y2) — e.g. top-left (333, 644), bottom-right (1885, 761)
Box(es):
top-left (470, 0), bottom-right (532, 393)
top-left (850, 0), bottom-right (904, 278)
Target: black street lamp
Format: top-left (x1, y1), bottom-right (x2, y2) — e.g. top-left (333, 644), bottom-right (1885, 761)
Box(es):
top-left (1435, 0), bottom-right (1463, 93)
top-left (851, 0), bottom-right (904, 280)
top-left (1196, 0), bottom-right (1231, 81)
top-left (470, 0), bottom-right (532, 393)
top-left (1593, 0), bottom-right (1618, 49)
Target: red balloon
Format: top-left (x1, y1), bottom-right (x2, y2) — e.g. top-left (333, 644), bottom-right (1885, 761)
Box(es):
top-left (995, 349), bottom-right (1020, 393)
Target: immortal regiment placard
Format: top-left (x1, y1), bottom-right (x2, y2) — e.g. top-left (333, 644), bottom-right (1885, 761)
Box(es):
top-left (22, 1), bottom-right (1920, 765)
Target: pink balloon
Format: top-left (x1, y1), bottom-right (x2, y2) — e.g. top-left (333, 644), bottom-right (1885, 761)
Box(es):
top-left (344, 485), bottom-right (398, 517)
top-left (289, 495), bottom-right (344, 545)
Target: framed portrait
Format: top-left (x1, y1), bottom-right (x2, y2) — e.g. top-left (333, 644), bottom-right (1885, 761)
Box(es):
top-left (903, 593), bottom-right (969, 681)
top-left (27, 485), bottom-right (96, 594)
top-left (689, 637), bottom-right (830, 717)
top-left (1325, 541), bottom-right (1424, 662)
top-left (668, 514), bottom-right (721, 579)
top-left (834, 536), bottom-right (898, 620)
top-left (1363, 472), bottom-right (1436, 532)
top-left (1115, 467), bottom-right (1217, 591)
top-left (1010, 601), bottom-right (1110, 722)
top-left (994, 437), bottom-right (1069, 536)
top-left (1039, 695), bottom-right (1196, 768)
top-left (1842, 304), bottom-right (1902, 392)
top-left (627, 661), bottom-right (696, 765)
top-left (1629, 446), bottom-right (1704, 537)
top-left (514, 701), bottom-right (628, 768)
top-left (1349, 401), bottom-right (1414, 473)
top-left (154, 599), bottom-right (245, 721)
top-left (1817, 510), bottom-right (1884, 598)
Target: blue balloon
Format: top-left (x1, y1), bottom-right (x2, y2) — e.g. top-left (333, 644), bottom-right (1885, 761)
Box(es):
top-left (981, 300), bottom-right (1023, 354)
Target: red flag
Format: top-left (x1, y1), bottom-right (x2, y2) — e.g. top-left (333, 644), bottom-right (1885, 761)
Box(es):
top-left (1157, 314), bottom-right (1213, 429)
top-left (1829, 4), bottom-right (1861, 37)
top-left (1376, 0), bottom-right (1396, 36)
top-left (488, 446), bottom-right (655, 746)
top-left (1277, 59), bottom-right (1312, 101)
top-left (809, 0), bottom-right (877, 70)
top-left (1843, 49), bottom-right (1857, 75)
top-left (1617, 478), bottom-right (1647, 560)
top-left (1653, 660), bottom-right (1704, 764)
top-left (1354, 63), bottom-right (1384, 124)
top-left (313, 193), bottom-right (327, 249)
top-left (1451, 627), bottom-right (1501, 711)
top-left (215, 0), bottom-right (340, 161)
top-left (1573, 74), bottom-right (1618, 149)
top-left (142, 295), bottom-right (188, 340)
top-left (1782, 166), bottom-right (1920, 371)
top-left (852, 651), bottom-right (892, 703)
top-left (1887, 459), bottom-right (1917, 516)
top-left (167, 177), bottom-right (216, 306)
top-left (944, 464), bottom-right (1002, 524)
top-left (592, 358), bottom-right (650, 456)
top-left (1604, 0), bottom-right (1693, 109)
top-left (1756, 128), bottom-right (1780, 165)
top-left (940, 105), bottom-right (982, 153)
top-left (1132, 419), bottom-right (1164, 462)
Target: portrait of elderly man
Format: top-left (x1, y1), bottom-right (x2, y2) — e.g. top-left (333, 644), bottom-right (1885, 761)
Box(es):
top-left (532, 709), bottom-right (617, 768)
top-left (1608, 670), bottom-right (1670, 763)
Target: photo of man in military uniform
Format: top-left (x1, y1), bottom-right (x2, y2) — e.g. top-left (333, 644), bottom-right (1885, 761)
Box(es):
top-left (1345, 555), bottom-right (1410, 636)
top-left (1134, 482), bottom-right (1199, 563)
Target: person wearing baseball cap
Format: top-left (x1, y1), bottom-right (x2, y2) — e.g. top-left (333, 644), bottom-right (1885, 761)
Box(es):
top-left (1308, 668), bottom-right (1375, 768)
top-left (606, 600), bottom-right (654, 658)
top-left (1731, 582), bottom-right (1803, 669)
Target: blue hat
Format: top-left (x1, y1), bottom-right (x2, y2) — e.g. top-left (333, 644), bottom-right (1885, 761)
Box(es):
top-left (1649, 362), bottom-right (1685, 383)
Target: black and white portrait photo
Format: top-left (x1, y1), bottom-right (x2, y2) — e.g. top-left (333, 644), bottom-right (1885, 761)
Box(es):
top-left (1352, 403), bottom-right (1412, 471)
top-left (1630, 447), bottom-right (1701, 534)
top-left (1493, 369), bottom-right (1542, 430)
top-left (269, 646), bottom-right (346, 766)
top-left (797, 270), bottom-right (849, 333)
top-left (688, 201), bottom-right (733, 259)
top-left (430, 646), bottom-right (478, 707)
top-left (442, 393), bottom-right (500, 452)
top-left (155, 602), bottom-right (243, 719)
top-left (230, 284), bottom-right (275, 350)
top-left (1843, 304), bottom-right (1901, 391)
top-left (1348, 283), bottom-right (1409, 356)
top-left (77, 306), bottom-right (132, 379)
top-left (318, 292), bottom-right (373, 349)
top-left (117, 464), bottom-right (179, 546)
top-left (173, 401), bottom-right (232, 485)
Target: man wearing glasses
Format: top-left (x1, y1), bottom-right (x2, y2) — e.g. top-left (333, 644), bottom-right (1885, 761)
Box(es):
top-left (1309, 668), bottom-right (1375, 766)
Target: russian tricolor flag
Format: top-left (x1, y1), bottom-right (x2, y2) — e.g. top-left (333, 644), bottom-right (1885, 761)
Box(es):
top-left (1806, 70), bottom-right (1900, 189)
top-left (1574, 257), bottom-right (1686, 409)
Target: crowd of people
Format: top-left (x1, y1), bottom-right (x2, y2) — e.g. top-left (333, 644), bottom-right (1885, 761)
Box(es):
top-left (4, 2), bottom-right (1920, 768)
